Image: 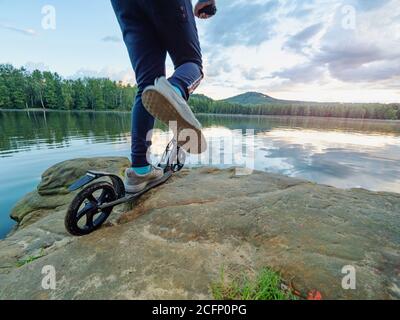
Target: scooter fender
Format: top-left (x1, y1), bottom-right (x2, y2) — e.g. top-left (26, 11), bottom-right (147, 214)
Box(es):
top-left (68, 171), bottom-right (125, 197)
top-left (68, 172), bottom-right (98, 192)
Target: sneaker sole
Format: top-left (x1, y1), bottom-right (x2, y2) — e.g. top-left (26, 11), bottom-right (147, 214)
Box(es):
top-left (124, 181), bottom-right (147, 194)
top-left (142, 89), bottom-right (207, 154)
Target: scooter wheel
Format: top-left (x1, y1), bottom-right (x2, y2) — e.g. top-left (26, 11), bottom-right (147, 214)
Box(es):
top-left (65, 181), bottom-right (117, 236)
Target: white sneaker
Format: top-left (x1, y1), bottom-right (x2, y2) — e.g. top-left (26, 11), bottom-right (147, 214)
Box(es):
top-left (142, 77), bottom-right (207, 154)
top-left (124, 166), bottom-right (164, 194)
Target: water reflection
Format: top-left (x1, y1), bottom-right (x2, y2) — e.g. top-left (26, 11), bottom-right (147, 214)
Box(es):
top-left (254, 129), bottom-right (400, 192)
top-left (151, 126), bottom-right (400, 193)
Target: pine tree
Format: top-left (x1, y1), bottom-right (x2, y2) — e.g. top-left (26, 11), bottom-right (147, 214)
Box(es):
top-left (31, 70), bottom-right (46, 110)
top-left (9, 67), bottom-right (27, 109)
top-left (42, 71), bottom-right (58, 109)
top-left (0, 81), bottom-right (11, 108)
top-left (61, 80), bottom-right (74, 110)
top-left (70, 79), bottom-right (85, 110)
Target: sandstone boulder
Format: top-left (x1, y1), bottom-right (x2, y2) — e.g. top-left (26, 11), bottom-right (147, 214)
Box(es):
top-left (1, 158), bottom-right (399, 300)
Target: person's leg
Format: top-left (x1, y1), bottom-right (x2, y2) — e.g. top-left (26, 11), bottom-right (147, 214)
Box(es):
top-left (151, 0), bottom-right (204, 100)
top-left (169, 62), bottom-right (203, 100)
top-left (137, 0), bottom-right (207, 154)
top-left (111, 0), bottom-right (167, 167)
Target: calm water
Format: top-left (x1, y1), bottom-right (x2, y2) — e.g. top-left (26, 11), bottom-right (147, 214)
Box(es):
top-left (1, 110), bottom-right (400, 238)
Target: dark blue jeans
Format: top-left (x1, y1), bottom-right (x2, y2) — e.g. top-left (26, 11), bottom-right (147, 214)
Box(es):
top-left (111, 0), bottom-right (203, 167)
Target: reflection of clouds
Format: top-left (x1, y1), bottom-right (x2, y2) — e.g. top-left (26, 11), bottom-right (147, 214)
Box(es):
top-left (256, 128), bottom-right (400, 192)
top-left (263, 129), bottom-right (400, 153)
top-left (149, 126), bottom-right (255, 168)
top-left (114, 123), bottom-right (400, 193)
top-left (148, 129), bottom-right (173, 155)
top-left (257, 142), bottom-right (296, 175)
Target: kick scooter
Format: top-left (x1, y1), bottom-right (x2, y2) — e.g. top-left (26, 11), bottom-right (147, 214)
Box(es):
top-left (64, 140), bottom-right (185, 236)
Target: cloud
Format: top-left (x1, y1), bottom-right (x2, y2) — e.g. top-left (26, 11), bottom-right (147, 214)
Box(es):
top-left (101, 35), bottom-right (121, 43)
top-left (70, 67), bottom-right (135, 84)
top-left (272, 63), bottom-right (325, 83)
top-left (327, 59), bottom-right (400, 83)
top-left (316, 42), bottom-right (387, 68)
top-left (202, 0), bottom-right (279, 47)
top-left (352, 0), bottom-right (392, 11)
top-left (312, 1), bottom-right (400, 83)
top-left (284, 23), bottom-right (324, 53)
top-left (242, 67), bottom-right (263, 81)
top-left (271, 0), bottom-right (400, 86)
top-left (203, 51), bottom-right (233, 78)
top-left (24, 62), bottom-right (50, 72)
top-left (284, 0), bottom-right (317, 19)
top-left (0, 23), bottom-right (36, 36)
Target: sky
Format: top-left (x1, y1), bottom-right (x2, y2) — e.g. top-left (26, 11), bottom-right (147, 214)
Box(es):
top-left (1, 0), bottom-right (400, 103)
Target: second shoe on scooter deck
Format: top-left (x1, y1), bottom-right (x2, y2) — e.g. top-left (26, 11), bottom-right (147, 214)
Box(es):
top-left (124, 165), bottom-right (164, 194)
top-left (142, 77), bottom-right (207, 154)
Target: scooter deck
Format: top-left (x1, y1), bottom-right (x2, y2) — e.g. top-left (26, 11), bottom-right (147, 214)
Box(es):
top-left (98, 170), bottom-right (173, 209)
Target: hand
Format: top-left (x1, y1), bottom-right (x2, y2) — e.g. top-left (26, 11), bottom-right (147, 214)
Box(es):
top-left (194, 0), bottom-right (216, 19)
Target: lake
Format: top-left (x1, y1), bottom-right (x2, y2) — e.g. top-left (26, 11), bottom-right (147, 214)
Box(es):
top-left (1, 110), bottom-right (400, 238)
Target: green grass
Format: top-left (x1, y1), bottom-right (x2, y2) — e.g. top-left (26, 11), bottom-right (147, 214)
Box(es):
top-left (211, 267), bottom-right (297, 300)
top-left (16, 249), bottom-right (45, 267)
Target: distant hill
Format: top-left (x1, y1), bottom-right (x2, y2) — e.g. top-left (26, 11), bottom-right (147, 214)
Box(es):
top-left (189, 91), bottom-right (400, 120)
top-left (191, 93), bottom-right (214, 102)
top-left (222, 92), bottom-right (298, 106)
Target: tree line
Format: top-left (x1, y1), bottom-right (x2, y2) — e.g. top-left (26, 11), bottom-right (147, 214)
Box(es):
top-left (189, 94), bottom-right (400, 120)
top-left (0, 64), bottom-right (137, 111)
top-left (1, 64), bottom-right (399, 120)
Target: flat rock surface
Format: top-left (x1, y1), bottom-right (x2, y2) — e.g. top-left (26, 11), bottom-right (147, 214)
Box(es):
top-left (0, 157), bottom-right (399, 300)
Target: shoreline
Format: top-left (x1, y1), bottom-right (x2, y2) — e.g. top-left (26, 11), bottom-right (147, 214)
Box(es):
top-left (1, 108), bottom-right (400, 123)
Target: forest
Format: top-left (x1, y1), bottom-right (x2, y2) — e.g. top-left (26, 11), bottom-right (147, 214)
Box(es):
top-left (1, 64), bottom-right (399, 120)
top-left (0, 64), bottom-right (137, 111)
top-left (189, 94), bottom-right (400, 120)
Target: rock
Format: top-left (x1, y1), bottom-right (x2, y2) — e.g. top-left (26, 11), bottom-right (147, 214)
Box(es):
top-left (0, 158), bottom-right (399, 300)
top-left (10, 157), bottom-right (130, 226)
top-left (37, 157), bottom-right (130, 195)
top-left (10, 191), bottom-right (74, 226)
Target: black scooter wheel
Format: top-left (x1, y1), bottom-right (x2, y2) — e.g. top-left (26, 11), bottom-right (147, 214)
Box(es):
top-left (65, 181), bottom-right (117, 236)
